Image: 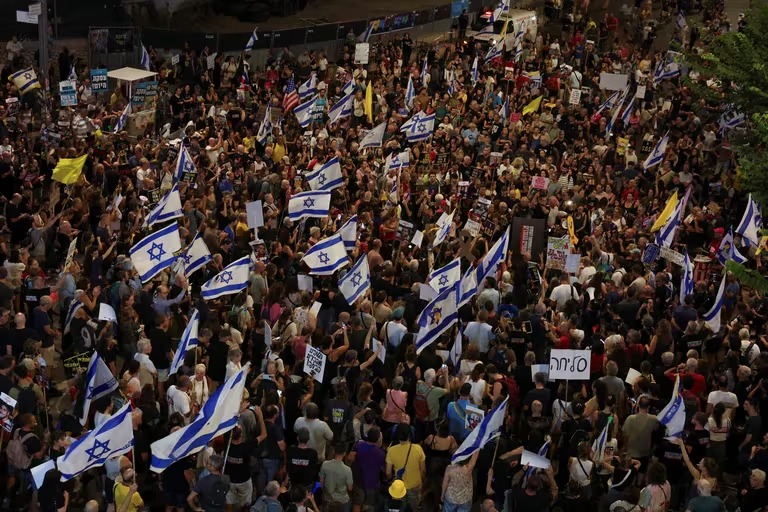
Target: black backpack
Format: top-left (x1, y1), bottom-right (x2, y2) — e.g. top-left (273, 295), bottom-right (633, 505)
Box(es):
top-left (14, 385), bottom-right (37, 416)
top-left (202, 474), bottom-right (230, 510)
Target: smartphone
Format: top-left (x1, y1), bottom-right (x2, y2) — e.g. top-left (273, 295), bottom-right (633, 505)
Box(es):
top-left (441, 364), bottom-right (447, 371)
top-left (263, 374), bottom-right (272, 381)
top-left (311, 481), bottom-right (321, 494)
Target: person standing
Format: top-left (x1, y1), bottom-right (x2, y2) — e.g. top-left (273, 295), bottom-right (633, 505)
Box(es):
top-left (187, 454), bottom-right (230, 512)
top-left (114, 467), bottom-right (143, 512)
top-left (319, 444), bottom-right (354, 511)
top-left (386, 423), bottom-right (426, 510)
top-left (622, 397), bottom-right (660, 477)
top-left (223, 426), bottom-right (252, 510)
top-left (441, 452), bottom-right (479, 512)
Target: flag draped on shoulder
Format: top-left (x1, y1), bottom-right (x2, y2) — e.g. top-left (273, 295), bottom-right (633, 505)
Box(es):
top-left (339, 256), bottom-right (370, 305)
top-left (288, 191), bottom-right (331, 221)
top-left (130, 223), bottom-right (182, 282)
top-left (169, 310), bottom-right (200, 376)
top-left (451, 396), bottom-right (508, 464)
top-left (78, 352), bottom-right (119, 426)
top-left (58, 403), bottom-right (134, 481)
top-left (201, 257), bottom-right (251, 300)
top-left (151, 365), bottom-right (248, 473)
top-left (416, 282), bottom-right (460, 354)
top-left (302, 234), bottom-right (349, 276)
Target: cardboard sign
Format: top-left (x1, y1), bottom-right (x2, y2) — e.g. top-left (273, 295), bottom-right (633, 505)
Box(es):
top-left (549, 349), bottom-right (591, 380)
top-left (0, 392), bottom-right (16, 432)
top-left (660, 246), bottom-right (685, 266)
top-left (521, 449), bottom-right (551, 469)
top-left (565, 254), bottom-right (581, 274)
top-left (569, 89), bottom-right (582, 105)
top-left (465, 404), bottom-right (484, 431)
top-left (246, 200), bottom-right (264, 229)
top-left (59, 80), bottom-right (78, 107)
top-left (532, 176), bottom-right (550, 190)
top-left (303, 345), bottom-right (327, 383)
top-left (90, 68), bottom-right (108, 92)
top-left (545, 236), bottom-right (570, 270)
top-left (411, 230), bottom-right (424, 248)
top-left (464, 219), bottom-right (481, 237)
top-left (397, 220), bottom-right (414, 242)
top-left (354, 43), bottom-right (370, 65)
top-left (599, 72), bottom-right (629, 91)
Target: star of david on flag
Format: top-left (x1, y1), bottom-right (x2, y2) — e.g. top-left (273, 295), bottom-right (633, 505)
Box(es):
top-left (130, 223), bottom-right (182, 282)
top-left (302, 233), bottom-right (349, 276)
top-left (201, 257), bottom-right (251, 300)
top-left (339, 255), bottom-right (370, 305)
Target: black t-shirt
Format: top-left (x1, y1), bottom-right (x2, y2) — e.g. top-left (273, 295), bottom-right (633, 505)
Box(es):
top-left (9, 327), bottom-right (40, 357)
top-left (133, 428), bottom-right (150, 474)
top-left (207, 340), bottom-right (230, 382)
top-left (659, 439), bottom-right (684, 484)
top-left (507, 487), bottom-right (551, 512)
top-left (523, 388), bottom-right (552, 415)
top-left (259, 421), bottom-right (285, 460)
top-left (286, 445), bottom-right (319, 486)
top-left (224, 441), bottom-right (251, 484)
top-left (148, 327), bottom-right (172, 370)
top-left (325, 398), bottom-right (353, 436)
top-left (687, 429), bottom-right (710, 465)
top-left (163, 455), bottom-right (196, 494)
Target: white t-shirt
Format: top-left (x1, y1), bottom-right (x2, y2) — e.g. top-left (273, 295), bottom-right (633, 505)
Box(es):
top-left (741, 339), bottom-right (760, 364)
top-left (550, 283), bottom-right (578, 311)
top-left (707, 389), bottom-right (739, 409)
top-left (134, 353), bottom-right (157, 374)
top-left (167, 385), bottom-right (191, 418)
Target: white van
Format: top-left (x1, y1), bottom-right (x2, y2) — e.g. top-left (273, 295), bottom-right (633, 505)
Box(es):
top-left (467, 9), bottom-right (538, 49)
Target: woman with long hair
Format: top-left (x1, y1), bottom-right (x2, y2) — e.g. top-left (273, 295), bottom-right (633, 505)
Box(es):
top-left (37, 469), bottom-right (69, 512)
top-left (706, 402), bottom-right (730, 464)
top-left (638, 461), bottom-right (671, 512)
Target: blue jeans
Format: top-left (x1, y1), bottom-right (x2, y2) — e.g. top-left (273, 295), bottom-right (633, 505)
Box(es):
top-left (257, 458), bottom-right (280, 494)
top-left (443, 501), bottom-right (471, 512)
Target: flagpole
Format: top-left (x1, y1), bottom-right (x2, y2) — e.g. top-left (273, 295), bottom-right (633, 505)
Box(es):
top-left (490, 395), bottom-right (512, 469)
top-left (221, 431), bottom-right (234, 472)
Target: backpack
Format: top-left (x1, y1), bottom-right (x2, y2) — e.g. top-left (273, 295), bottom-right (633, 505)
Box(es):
top-left (202, 474), bottom-right (230, 509)
top-left (251, 495), bottom-right (282, 512)
top-left (14, 384), bottom-right (38, 416)
top-left (413, 386), bottom-right (433, 422)
top-left (7, 430), bottom-right (35, 469)
top-left (496, 376), bottom-right (521, 409)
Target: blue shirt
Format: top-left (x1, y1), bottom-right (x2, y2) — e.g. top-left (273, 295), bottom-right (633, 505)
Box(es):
top-left (446, 398), bottom-right (471, 441)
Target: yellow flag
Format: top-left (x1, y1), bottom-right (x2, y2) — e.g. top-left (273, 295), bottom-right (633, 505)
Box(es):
top-left (522, 95), bottom-right (543, 116)
top-left (650, 191), bottom-right (679, 232)
top-left (567, 215), bottom-right (578, 247)
top-left (52, 154), bottom-right (88, 185)
top-left (365, 81), bottom-right (373, 124)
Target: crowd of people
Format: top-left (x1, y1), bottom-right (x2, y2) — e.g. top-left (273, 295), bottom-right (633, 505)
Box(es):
top-left (0, 0), bottom-right (766, 512)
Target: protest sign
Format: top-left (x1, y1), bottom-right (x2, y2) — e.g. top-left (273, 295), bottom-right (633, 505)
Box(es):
top-left (642, 243), bottom-right (660, 264)
top-left (90, 68), bottom-right (108, 92)
top-left (521, 450), bottom-right (551, 469)
top-left (465, 405), bottom-right (484, 431)
top-left (660, 246), bottom-right (685, 266)
top-left (0, 392), bottom-right (16, 432)
top-left (246, 200), bottom-right (264, 229)
top-left (625, 367), bottom-right (642, 386)
top-left (31, 460), bottom-right (56, 490)
top-left (371, 338), bottom-right (386, 364)
top-left (303, 345), bottom-right (327, 383)
top-left (545, 236), bottom-right (570, 270)
top-left (411, 230), bottom-right (424, 247)
top-left (599, 72), bottom-right (629, 91)
top-left (310, 301), bottom-right (322, 317)
top-left (397, 220), bottom-right (415, 242)
top-left (354, 43), bottom-right (370, 65)
top-left (549, 349), bottom-right (591, 380)
top-left (298, 275), bottom-right (313, 292)
top-left (565, 254), bottom-right (581, 274)
top-left (532, 176), bottom-right (550, 190)
top-left (98, 303), bottom-right (117, 323)
top-left (569, 89), bottom-right (582, 105)
top-left (464, 219), bottom-right (481, 237)
top-left (59, 80), bottom-right (77, 107)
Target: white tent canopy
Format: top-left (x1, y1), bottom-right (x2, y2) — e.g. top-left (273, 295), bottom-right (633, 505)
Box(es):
top-left (107, 67), bottom-right (157, 82)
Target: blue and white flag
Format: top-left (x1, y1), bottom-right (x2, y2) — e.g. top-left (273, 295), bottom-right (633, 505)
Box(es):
top-left (406, 112), bottom-right (435, 143)
top-left (655, 198), bottom-right (684, 248)
top-left (256, 104), bottom-right (272, 146)
top-left (9, 68), bottom-right (40, 95)
top-left (477, 24), bottom-right (495, 37)
top-left (400, 111), bottom-right (421, 133)
top-left (150, 365), bottom-right (248, 473)
top-left (416, 282), bottom-right (460, 354)
top-left (302, 233), bottom-right (349, 276)
top-left (514, 45), bottom-right (523, 62)
top-left (451, 395), bottom-right (509, 464)
top-left (130, 223), bottom-right (182, 282)
top-left (718, 105), bottom-right (746, 133)
top-left (360, 121), bottom-right (386, 149)
top-left (489, 0), bottom-right (510, 23)
top-left (288, 190), bottom-right (331, 221)
top-left (449, 328), bottom-right (462, 370)
top-left (328, 91), bottom-right (354, 125)
top-left (343, 79), bottom-right (354, 96)
top-left (307, 156), bottom-right (344, 191)
top-left (68, 64), bottom-right (77, 81)
top-left (596, 89), bottom-right (621, 116)
top-left (298, 73), bottom-right (317, 100)
top-left (736, 194), bottom-right (762, 248)
top-left (429, 258), bottom-right (462, 291)
top-left (245, 28), bottom-right (259, 52)
top-left (592, 416), bottom-right (613, 462)
top-left (654, 55), bottom-right (681, 83)
top-left (338, 215), bottom-right (358, 251)
top-left (620, 95), bottom-right (635, 127)
top-left (703, 274), bottom-right (726, 333)
top-left (447, 70), bottom-right (456, 96)
top-left (177, 233), bottom-right (212, 278)
top-left (58, 403), bottom-right (134, 481)
top-left (500, 97), bottom-right (510, 121)
top-left (169, 310), bottom-right (200, 376)
top-left (114, 103), bottom-right (131, 133)
top-left (485, 40), bottom-right (503, 62)
top-left (476, 227), bottom-right (510, 286)
top-left (459, 266), bottom-right (478, 307)
top-left (657, 374), bottom-right (685, 438)
top-left (680, 252), bottom-right (694, 304)
top-left (144, 183), bottom-right (183, 227)
top-left (716, 227), bottom-right (747, 265)
top-left (339, 256), bottom-right (370, 305)
top-left (173, 145), bottom-right (197, 182)
top-left (358, 24), bottom-right (372, 43)
top-left (140, 44), bottom-right (151, 71)
top-left (78, 352), bottom-right (119, 426)
top-left (471, 57), bottom-right (479, 86)
top-left (405, 75), bottom-right (415, 110)
top-left (523, 439), bottom-right (551, 486)
top-left (386, 151), bottom-right (410, 172)
top-left (421, 57), bottom-right (429, 82)
top-left (643, 131), bottom-right (670, 170)
top-left (606, 86), bottom-right (629, 135)
top-left (64, 300), bottom-right (83, 335)
top-left (201, 257), bottom-right (251, 300)
top-left (432, 209), bottom-right (455, 248)
top-left (677, 10), bottom-right (687, 30)
top-left (294, 95), bottom-right (318, 129)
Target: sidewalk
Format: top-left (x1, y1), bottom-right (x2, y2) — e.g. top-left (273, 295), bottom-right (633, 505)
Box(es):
top-left (724, 0), bottom-right (751, 27)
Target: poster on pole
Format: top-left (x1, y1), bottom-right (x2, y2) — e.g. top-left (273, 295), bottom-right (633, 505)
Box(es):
top-left (354, 43), bottom-right (370, 65)
top-left (465, 404), bottom-right (484, 431)
top-left (90, 68), bottom-right (108, 92)
top-left (246, 200), bottom-right (264, 229)
top-left (545, 236), bottom-right (570, 270)
top-left (569, 89), bottom-right (582, 105)
top-left (303, 345), bottom-right (327, 383)
top-left (59, 81), bottom-right (78, 107)
top-left (548, 349), bottom-right (591, 380)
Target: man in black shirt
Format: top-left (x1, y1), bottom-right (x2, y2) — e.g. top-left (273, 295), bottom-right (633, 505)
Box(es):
top-left (257, 404), bottom-right (286, 494)
top-left (224, 426), bottom-right (252, 508)
top-left (148, 314), bottom-right (173, 400)
top-left (287, 427), bottom-right (319, 487)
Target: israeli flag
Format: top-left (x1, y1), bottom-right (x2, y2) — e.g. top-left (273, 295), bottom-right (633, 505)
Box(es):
top-left (177, 233), bottom-right (212, 278)
top-left (736, 194), bottom-right (762, 248)
top-left (201, 257), bottom-right (251, 300)
top-left (514, 21), bottom-right (526, 47)
top-left (68, 64), bottom-right (77, 81)
top-left (406, 112), bottom-right (435, 143)
top-left (514, 45), bottom-right (523, 62)
top-left (655, 199), bottom-right (684, 248)
top-left (288, 190), bottom-right (331, 221)
top-left (144, 183), bottom-right (183, 227)
top-left (677, 10), bottom-right (687, 29)
top-left (653, 56), bottom-right (680, 83)
top-left (416, 282), bottom-right (460, 354)
top-left (703, 274), bottom-right (727, 333)
top-left (657, 375), bottom-right (686, 438)
top-left (429, 258), bottom-right (462, 291)
top-left (421, 57), bottom-right (428, 82)
top-left (620, 95), bottom-right (635, 127)
top-left (130, 223), bottom-right (182, 282)
top-left (489, 0), bottom-right (510, 23)
top-left (596, 89), bottom-right (621, 116)
top-left (718, 106), bottom-right (746, 133)
top-left (592, 416), bottom-right (613, 462)
top-left (339, 256), bottom-right (370, 305)
top-left (169, 310), bottom-right (200, 376)
top-left (405, 75), bottom-right (415, 110)
top-left (449, 328), bottom-right (462, 370)
top-left (328, 91), bottom-right (354, 125)
top-left (358, 24), bottom-right (372, 43)
top-left (386, 151), bottom-right (410, 172)
top-left (294, 95), bottom-right (318, 129)
top-left (245, 28), bottom-right (259, 52)
top-left (459, 266), bottom-right (478, 307)
top-left (606, 86), bottom-right (629, 135)
top-left (477, 24), bottom-right (495, 37)
top-left (151, 365), bottom-right (249, 473)
top-left (447, 70), bottom-right (456, 96)
top-left (174, 145), bottom-right (197, 182)
top-left (485, 40), bottom-right (503, 62)
top-left (477, 227), bottom-right (510, 286)
top-left (360, 121), bottom-right (386, 149)
top-left (470, 57), bottom-right (479, 86)
top-left (256, 104), bottom-right (273, 146)
top-left (400, 111), bottom-right (421, 133)
top-left (302, 233), bottom-right (349, 276)
top-left (680, 252), bottom-right (694, 304)
top-left (58, 403), bottom-right (134, 481)
top-left (298, 73), bottom-right (317, 100)
top-left (64, 300), bottom-right (83, 335)
top-left (432, 209), bottom-right (455, 248)
top-left (343, 79), bottom-right (354, 96)
top-left (78, 352), bottom-right (119, 426)
top-left (716, 227), bottom-right (747, 266)
top-left (643, 131), bottom-right (670, 170)
top-left (338, 215), bottom-right (358, 251)
top-left (451, 395), bottom-right (508, 464)
top-left (523, 439), bottom-right (551, 486)
top-left (114, 103), bottom-right (131, 133)
top-left (306, 156), bottom-right (344, 191)
top-left (500, 98), bottom-right (510, 121)
top-left (140, 44), bottom-right (151, 71)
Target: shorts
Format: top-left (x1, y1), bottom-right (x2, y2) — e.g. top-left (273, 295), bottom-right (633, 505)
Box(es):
top-left (157, 368), bottom-right (169, 383)
top-left (226, 479), bottom-right (253, 507)
top-left (350, 487), bottom-right (366, 506)
top-left (163, 490), bottom-right (188, 508)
